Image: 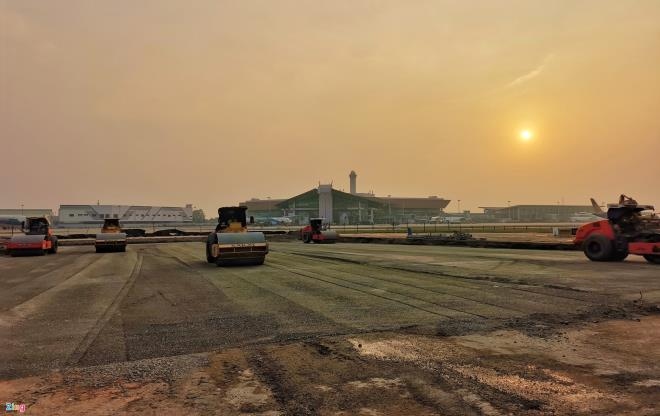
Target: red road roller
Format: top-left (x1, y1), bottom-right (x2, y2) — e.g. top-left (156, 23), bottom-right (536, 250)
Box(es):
top-left (299, 218), bottom-right (338, 244)
top-left (574, 199), bottom-right (659, 264)
top-left (6, 217), bottom-right (58, 256)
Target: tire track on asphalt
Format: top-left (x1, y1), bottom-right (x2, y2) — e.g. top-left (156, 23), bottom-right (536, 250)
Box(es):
top-left (270, 254), bottom-right (530, 316)
top-left (67, 253), bottom-right (143, 366)
top-left (277, 249), bottom-right (600, 304)
top-left (2, 255), bottom-right (108, 314)
top-left (172, 244), bottom-right (489, 319)
top-left (264, 260), bottom-right (479, 319)
top-left (0, 249), bottom-right (94, 289)
top-left (0, 253), bottom-right (73, 281)
top-left (273, 251), bottom-right (592, 314)
top-left (158, 245), bottom-right (357, 334)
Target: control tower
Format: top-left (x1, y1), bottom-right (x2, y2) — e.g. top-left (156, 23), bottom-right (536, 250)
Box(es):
top-left (349, 170), bottom-right (357, 194)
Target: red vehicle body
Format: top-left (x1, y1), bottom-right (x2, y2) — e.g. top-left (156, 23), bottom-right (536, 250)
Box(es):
top-left (6, 217), bottom-right (58, 256)
top-left (574, 206), bottom-right (660, 264)
top-left (299, 218), bottom-right (338, 244)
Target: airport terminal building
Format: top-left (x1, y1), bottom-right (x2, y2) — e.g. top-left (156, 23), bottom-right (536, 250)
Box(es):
top-left (240, 171), bottom-right (450, 225)
top-left (58, 204), bottom-right (194, 224)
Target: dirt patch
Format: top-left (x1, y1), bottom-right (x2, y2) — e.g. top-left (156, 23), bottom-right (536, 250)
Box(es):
top-left (350, 316), bottom-right (660, 415)
top-left (2, 317), bottom-right (659, 415)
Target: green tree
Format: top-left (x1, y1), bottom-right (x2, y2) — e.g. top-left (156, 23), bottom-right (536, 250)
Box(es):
top-left (192, 209), bottom-right (206, 223)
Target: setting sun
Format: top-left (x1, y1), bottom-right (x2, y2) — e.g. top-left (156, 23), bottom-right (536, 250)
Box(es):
top-left (520, 130), bottom-right (533, 141)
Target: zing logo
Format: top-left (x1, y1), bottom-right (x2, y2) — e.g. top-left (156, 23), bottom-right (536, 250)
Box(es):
top-left (5, 403), bottom-right (26, 413)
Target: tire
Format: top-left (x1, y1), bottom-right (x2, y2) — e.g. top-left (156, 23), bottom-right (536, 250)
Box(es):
top-left (610, 250), bottom-right (628, 261)
top-left (95, 246), bottom-right (103, 253)
top-left (120, 245), bottom-right (127, 252)
top-left (206, 234), bottom-right (217, 263)
top-left (644, 255), bottom-right (660, 264)
top-left (49, 238), bottom-right (58, 254)
top-left (206, 244), bottom-right (215, 263)
top-left (583, 234), bottom-right (614, 261)
top-left (609, 237), bottom-right (628, 261)
top-left (303, 232), bottom-right (312, 244)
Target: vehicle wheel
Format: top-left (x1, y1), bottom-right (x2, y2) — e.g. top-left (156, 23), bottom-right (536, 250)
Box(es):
top-left (583, 234), bottom-right (613, 261)
top-left (610, 250), bottom-right (628, 261)
top-left (206, 244), bottom-right (216, 263)
top-left (303, 233), bottom-right (312, 243)
top-left (95, 246), bottom-right (103, 253)
top-left (120, 245), bottom-right (127, 252)
top-left (206, 234), bottom-right (218, 263)
top-left (49, 238), bottom-right (58, 254)
top-left (644, 255), bottom-right (660, 264)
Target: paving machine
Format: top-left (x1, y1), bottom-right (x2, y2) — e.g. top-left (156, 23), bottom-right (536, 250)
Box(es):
top-left (574, 195), bottom-right (660, 264)
top-left (206, 206), bottom-right (268, 266)
top-left (95, 218), bottom-right (127, 253)
top-left (300, 218), bottom-right (338, 243)
top-left (6, 217), bottom-right (58, 256)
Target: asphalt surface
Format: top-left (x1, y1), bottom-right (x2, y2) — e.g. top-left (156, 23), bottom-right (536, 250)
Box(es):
top-left (3, 242), bottom-right (660, 415)
top-left (1, 242), bottom-right (658, 381)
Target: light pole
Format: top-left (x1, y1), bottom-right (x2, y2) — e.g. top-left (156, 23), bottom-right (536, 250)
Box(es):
top-left (457, 199), bottom-right (461, 214)
top-left (387, 195), bottom-right (392, 224)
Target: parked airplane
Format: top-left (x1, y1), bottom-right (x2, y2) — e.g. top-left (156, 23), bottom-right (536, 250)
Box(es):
top-left (252, 216), bottom-right (294, 226)
top-left (572, 196), bottom-right (656, 223)
top-left (590, 198), bottom-right (606, 215)
top-left (0, 215), bottom-right (26, 227)
top-left (569, 212), bottom-right (602, 222)
top-left (429, 216), bottom-right (466, 224)
top-left (568, 198), bottom-right (607, 222)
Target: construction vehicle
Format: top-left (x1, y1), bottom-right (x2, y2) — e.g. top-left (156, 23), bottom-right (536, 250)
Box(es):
top-left (95, 219), bottom-right (127, 253)
top-left (299, 218), bottom-right (338, 243)
top-left (574, 195), bottom-right (660, 264)
top-left (6, 217), bottom-right (58, 256)
top-left (206, 206), bottom-right (268, 266)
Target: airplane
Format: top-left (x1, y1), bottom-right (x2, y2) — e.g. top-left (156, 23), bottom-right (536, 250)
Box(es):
top-left (0, 215), bottom-right (26, 227)
top-left (569, 212), bottom-right (603, 222)
top-left (571, 196), bottom-right (656, 223)
top-left (590, 198), bottom-right (607, 216)
top-left (252, 216), bottom-right (294, 226)
top-left (429, 216), bottom-right (466, 224)
top-left (568, 198), bottom-right (608, 222)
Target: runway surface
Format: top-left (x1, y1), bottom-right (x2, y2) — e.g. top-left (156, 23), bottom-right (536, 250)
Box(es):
top-left (1, 242), bottom-right (658, 415)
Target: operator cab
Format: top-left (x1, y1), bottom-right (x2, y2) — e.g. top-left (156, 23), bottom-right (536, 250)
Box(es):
top-left (102, 218), bottom-right (122, 231)
top-left (607, 201), bottom-right (658, 237)
top-left (216, 206), bottom-right (254, 232)
top-left (310, 218), bottom-right (325, 233)
top-left (24, 217), bottom-right (50, 235)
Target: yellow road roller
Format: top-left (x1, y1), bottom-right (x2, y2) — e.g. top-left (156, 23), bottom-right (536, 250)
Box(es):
top-left (206, 206), bottom-right (268, 266)
top-left (95, 219), bottom-right (127, 253)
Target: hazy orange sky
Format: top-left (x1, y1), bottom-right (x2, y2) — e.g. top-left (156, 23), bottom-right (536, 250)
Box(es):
top-left (2, 0), bottom-right (659, 215)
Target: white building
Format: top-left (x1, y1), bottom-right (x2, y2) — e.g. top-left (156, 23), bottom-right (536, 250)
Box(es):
top-left (0, 209), bottom-right (54, 222)
top-left (58, 204), bottom-right (194, 224)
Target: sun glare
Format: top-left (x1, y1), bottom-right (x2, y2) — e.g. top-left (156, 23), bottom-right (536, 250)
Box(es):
top-left (519, 130), bottom-right (533, 141)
